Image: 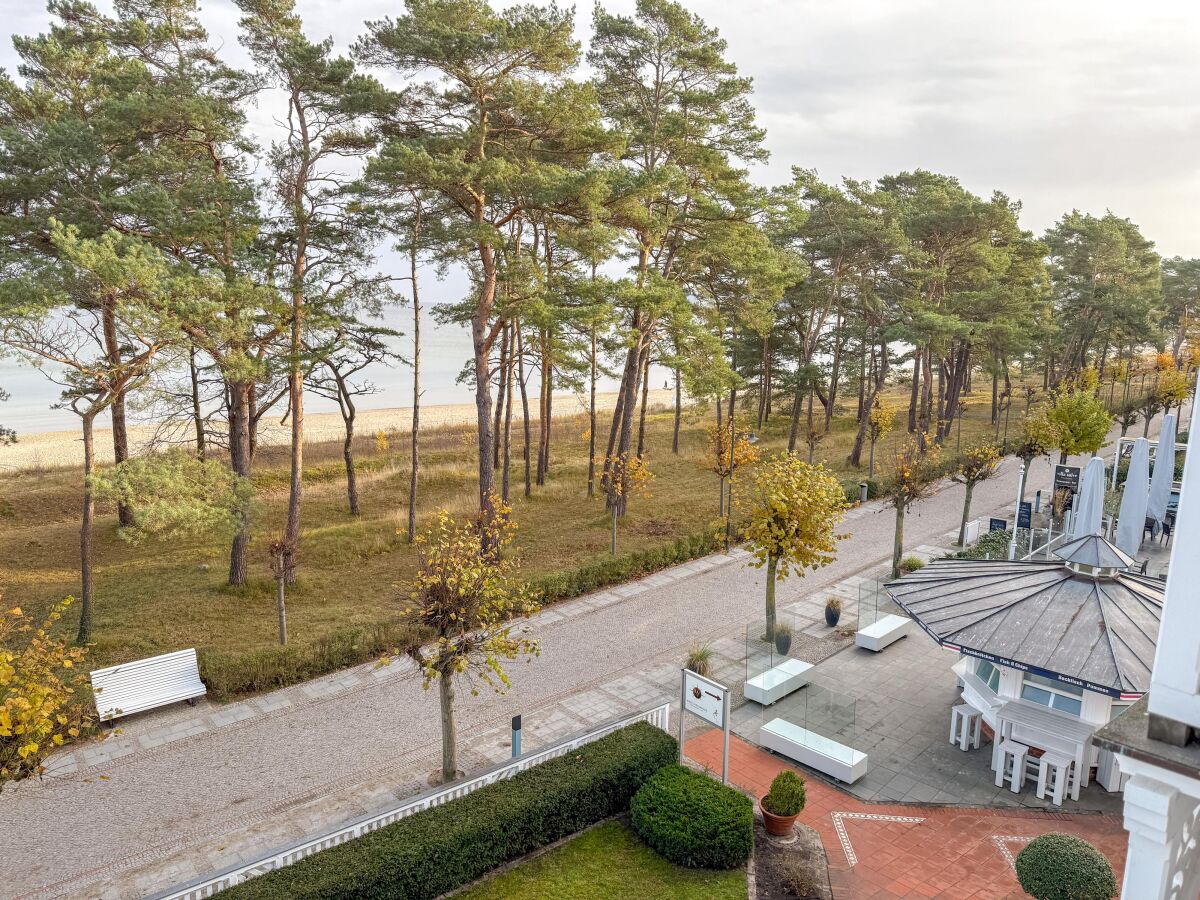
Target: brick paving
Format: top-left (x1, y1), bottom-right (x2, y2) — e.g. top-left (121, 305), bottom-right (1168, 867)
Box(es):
top-left (686, 730), bottom-right (1128, 899)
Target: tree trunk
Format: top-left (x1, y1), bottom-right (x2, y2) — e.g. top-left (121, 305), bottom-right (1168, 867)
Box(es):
top-left (636, 351), bottom-right (650, 459)
top-left (472, 248), bottom-right (498, 531)
top-left (439, 668), bottom-right (458, 782)
top-left (189, 344), bottom-right (206, 461)
top-left (408, 223), bottom-right (422, 541)
top-left (276, 575), bottom-right (288, 645)
top-left (227, 379), bottom-right (253, 586)
top-left (102, 300), bottom-right (134, 527)
top-left (908, 349), bottom-right (921, 433)
top-left (284, 273), bottom-right (306, 585)
top-left (536, 329), bottom-right (551, 486)
top-left (892, 502), bottom-right (906, 580)
top-left (672, 367), bottom-right (682, 454)
top-left (502, 323), bottom-right (514, 504)
top-left (958, 481), bottom-right (975, 546)
top-left (765, 554), bottom-right (778, 641)
top-left (869, 439), bottom-right (876, 479)
top-left (493, 323), bottom-right (509, 470)
top-left (77, 409), bottom-right (98, 644)
top-left (586, 326), bottom-right (597, 497)
top-left (517, 323), bottom-right (532, 499)
top-left (342, 399), bottom-right (359, 515)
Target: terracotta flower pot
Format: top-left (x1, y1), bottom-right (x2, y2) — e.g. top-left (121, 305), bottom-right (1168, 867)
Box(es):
top-left (761, 797), bottom-right (799, 836)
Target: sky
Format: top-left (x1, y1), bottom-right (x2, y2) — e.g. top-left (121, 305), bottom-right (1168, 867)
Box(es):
top-left (3, 0), bottom-right (1200, 432)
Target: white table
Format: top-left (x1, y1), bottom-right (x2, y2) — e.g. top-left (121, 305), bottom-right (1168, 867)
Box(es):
top-left (990, 698), bottom-right (1097, 800)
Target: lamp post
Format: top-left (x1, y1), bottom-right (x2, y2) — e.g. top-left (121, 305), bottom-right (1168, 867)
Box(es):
top-left (1008, 460), bottom-right (1026, 561)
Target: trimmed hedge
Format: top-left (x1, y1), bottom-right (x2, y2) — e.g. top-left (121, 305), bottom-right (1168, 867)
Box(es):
top-left (1015, 832), bottom-right (1117, 900)
top-left (220, 721), bottom-right (678, 899)
top-left (630, 764), bottom-right (754, 870)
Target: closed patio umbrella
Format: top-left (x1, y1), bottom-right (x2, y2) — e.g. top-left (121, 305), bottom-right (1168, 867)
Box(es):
top-left (1071, 456), bottom-right (1106, 538)
top-left (1148, 414), bottom-right (1177, 528)
top-left (1116, 438), bottom-right (1151, 557)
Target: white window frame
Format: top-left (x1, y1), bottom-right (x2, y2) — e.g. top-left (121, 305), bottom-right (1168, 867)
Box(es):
top-left (1020, 672), bottom-right (1084, 716)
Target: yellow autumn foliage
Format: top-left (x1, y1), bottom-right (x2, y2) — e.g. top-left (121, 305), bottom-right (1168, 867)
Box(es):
top-left (743, 454), bottom-right (848, 580)
top-left (0, 598), bottom-right (95, 791)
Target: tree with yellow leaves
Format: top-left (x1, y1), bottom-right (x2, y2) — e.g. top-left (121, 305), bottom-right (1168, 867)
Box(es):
top-left (402, 499), bottom-right (539, 782)
top-left (743, 455), bottom-right (847, 639)
top-left (1157, 368), bottom-right (1191, 418)
top-left (705, 423), bottom-right (760, 516)
top-left (951, 442), bottom-right (1001, 546)
top-left (866, 400), bottom-right (897, 479)
top-left (1, 599), bottom-right (95, 792)
top-left (886, 438), bottom-right (943, 579)
top-left (606, 453), bottom-right (653, 555)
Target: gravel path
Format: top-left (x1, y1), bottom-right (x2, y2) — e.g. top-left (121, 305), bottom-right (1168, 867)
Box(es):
top-left (0, 414), bottom-right (1176, 899)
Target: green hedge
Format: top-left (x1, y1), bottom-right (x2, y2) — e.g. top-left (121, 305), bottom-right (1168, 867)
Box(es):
top-left (630, 764), bottom-right (754, 870)
top-left (951, 528), bottom-right (1029, 561)
top-left (527, 528), bottom-right (734, 603)
top-left (1015, 833), bottom-right (1117, 900)
top-left (220, 721), bottom-right (678, 899)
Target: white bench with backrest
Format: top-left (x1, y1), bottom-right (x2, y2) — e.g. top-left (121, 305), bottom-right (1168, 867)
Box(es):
top-left (90, 648), bottom-right (207, 722)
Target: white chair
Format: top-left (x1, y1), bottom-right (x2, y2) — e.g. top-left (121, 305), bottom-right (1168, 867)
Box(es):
top-left (949, 703), bottom-right (982, 751)
top-left (1036, 751), bottom-right (1075, 806)
top-left (995, 739), bottom-right (1029, 792)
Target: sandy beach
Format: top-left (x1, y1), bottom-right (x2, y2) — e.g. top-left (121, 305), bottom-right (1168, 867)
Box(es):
top-left (0, 388), bottom-right (678, 472)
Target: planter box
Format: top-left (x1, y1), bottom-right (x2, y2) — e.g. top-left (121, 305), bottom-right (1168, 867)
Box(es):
top-left (744, 658), bottom-right (813, 706)
top-left (759, 717), bottom-right (869, 784)
top-left (854, 614), bottom-right (912, 652)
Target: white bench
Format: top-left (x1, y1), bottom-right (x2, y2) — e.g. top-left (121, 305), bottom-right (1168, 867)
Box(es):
top-left (744, 658), bottom-right (813, 706)
top-left (759, 717), bottom-right (869, 784)
top-left (90, 649), bottom-right (207, 722)
top-left (855, 613), bottom-right (912, 652)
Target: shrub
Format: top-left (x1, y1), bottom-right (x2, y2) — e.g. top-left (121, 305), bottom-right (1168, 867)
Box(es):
top-left (1015, 833), bottom-right (1117, 900)
top-left (631, 764), bottom-right (754, 870)
top-left (900, 555), bottom-right (926, 573)
top-left (685, 643), bottom-right (715, 677)
top-left (825, 597), bottom-right (842, 613)
top-left (841, 478), bottom-right (880, 504)
top-left (951, 528), bottom-right (1028, 560)
top-left (220, 721), bottom-right (678, 899)
top-left (762, 770), bottom-right (806, 817)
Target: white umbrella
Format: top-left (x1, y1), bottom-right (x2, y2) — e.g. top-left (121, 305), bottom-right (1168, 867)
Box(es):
top-left (1116, 438), bottom-right (1150, 557)
top-left (1148, 413), bottom-right (1178, 527)
top-left (1071, 456), bottom-right (1106, 538)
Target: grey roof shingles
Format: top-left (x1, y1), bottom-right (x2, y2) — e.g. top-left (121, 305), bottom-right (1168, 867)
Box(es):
top-left (884, 558), bottom-right (1164, 694)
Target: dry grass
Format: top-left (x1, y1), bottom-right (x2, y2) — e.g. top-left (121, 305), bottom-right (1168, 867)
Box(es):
top-left (0, 383), bottom-right (1021, 683)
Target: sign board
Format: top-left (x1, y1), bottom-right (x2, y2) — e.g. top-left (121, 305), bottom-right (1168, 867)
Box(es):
top-left (1017, 501), bottom-right (1032, 529)
top-left (683, 669), bottom-right (726, 728)
top-left (989, 517), bottom-right (1008, 533)
top-left (1054, 465), bottom-right (1081, 494)
top-left (680, 669), bottom-right (730, 783)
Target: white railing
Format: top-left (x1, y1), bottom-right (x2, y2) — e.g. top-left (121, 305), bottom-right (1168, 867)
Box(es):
top-left (153, 702), bottom-right (671, 900)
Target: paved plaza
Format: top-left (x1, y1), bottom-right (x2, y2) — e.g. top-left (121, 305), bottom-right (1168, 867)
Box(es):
top-left (687, 730), bottom-right (1128, 900)
top-left (0, 417), bottom-right (1170, 899)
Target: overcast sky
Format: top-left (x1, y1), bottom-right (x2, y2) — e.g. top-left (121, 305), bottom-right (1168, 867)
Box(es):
top-left (6, 0), bottom-right (1196, 253)
top-left (4, 0), bottom-right (1200, 430)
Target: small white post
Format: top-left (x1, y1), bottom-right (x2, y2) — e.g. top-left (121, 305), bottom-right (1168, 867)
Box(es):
top-left (1008, 461), bottom-right (1025, 561)
top-left (721, 690), bottom-right (730, 785)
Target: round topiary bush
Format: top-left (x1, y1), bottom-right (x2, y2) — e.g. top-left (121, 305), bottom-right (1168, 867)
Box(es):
top-left (630, 764), bottom-right (754, 869)
top-left (1015, 832), bottom-right (1117, 900)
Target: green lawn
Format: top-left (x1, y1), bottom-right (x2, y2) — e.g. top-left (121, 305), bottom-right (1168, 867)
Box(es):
top-left (455, 820), bottom-right (747, 900)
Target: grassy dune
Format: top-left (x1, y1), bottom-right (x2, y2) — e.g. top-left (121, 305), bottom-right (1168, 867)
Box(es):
top-left (0, 384), bottom-right (1020, 695)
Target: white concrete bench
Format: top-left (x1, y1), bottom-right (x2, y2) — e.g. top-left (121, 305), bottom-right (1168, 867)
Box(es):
top-left (744, 658), bottom-right (813, 706)
top-left (855, 613), bottom-right (912, 652)
top-left (759, 717), bottom-right (869, 784)
top-left (90, 648), bottom-right (206, 722)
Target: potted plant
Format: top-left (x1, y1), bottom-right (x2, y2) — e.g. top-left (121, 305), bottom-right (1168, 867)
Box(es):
top-left (685, 643), bottom-right (714, 678)
top-left (761, 769), bottom-right (806, 836)
top-left (773, 622), bottom-right (793, 656)
top-left (824, 597), bottom-right (841, 627)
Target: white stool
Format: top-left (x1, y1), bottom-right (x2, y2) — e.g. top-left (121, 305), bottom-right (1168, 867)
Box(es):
top-left (949, 703), bottom-right (982, 751)
top-left (1036, 751), bottom-right (1074, 806)
top-left (995, 739), bottom-right (1029, 792)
